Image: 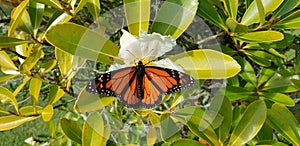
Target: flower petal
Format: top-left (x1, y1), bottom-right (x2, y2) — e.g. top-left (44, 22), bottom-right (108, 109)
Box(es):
top-left (108, 63), bottom-right (129, 71)
top-left (119, 29), bottom-right (142, 65)
top-left (140, 31), bottom-right (176, 61)
top-left (150, 58), bottom-right (184, 72)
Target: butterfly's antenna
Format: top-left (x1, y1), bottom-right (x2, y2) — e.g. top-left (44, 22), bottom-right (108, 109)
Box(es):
top-left (142, 48), bottom-right (157, 65)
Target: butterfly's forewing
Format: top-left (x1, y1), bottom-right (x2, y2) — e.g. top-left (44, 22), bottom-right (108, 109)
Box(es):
top-left (86, 65), bottom-right (196, 108)
top-left (86, 67), bottom-right (142, 108)
top-left (142, 66), bottom-right (196, 106)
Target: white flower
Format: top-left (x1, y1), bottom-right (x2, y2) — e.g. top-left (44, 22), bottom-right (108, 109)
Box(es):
top-left (109, 30), bottom-right (183, 72)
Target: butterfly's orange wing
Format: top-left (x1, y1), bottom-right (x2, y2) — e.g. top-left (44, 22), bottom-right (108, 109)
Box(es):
top-left (86, 66), bottom-right (195, 108)
top-left (141, 66), bottom-right (195, 106)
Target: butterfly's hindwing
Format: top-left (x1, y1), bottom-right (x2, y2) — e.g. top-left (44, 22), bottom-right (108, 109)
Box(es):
top-left (86, 61), bottom-right (196, 108)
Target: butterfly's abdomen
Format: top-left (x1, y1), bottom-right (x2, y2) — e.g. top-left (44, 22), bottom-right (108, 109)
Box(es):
top-left (136, 61), bottom-right (146, 99)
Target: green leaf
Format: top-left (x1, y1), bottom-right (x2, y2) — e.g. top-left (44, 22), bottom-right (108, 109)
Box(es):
top-left (235, 57), bottom-right (256, 85)
top-left (46, 23), bottom-right (120, 64)
top-left (82, 112), bottom-right (111, 146)
top-left (8, 0), bottom-right (29, 36)
top-left (187, 115), bottom-right (219, 146)
top-left (0, 37), bottom-right (32, 48)
top-left (61, 118), bottom-right (82, 144)
top-left (258, 68), bottom-right (276, 87)
top-left (225, 18), bottom-right (248, 33)
top-left (29, 78), bottom-right (42, 105)
top-left (86, 0), bottom-right (101, 20)
top-left (294, 54), bottom-right (300, 74)
top-left (29, 1), bottom-right (45, 30)
top-left (0, 86), bottom-right (18, 112)
top-left (261, 92), bottom-right (295, 106)
top-left (197, 0), bottom-right (227, 30)
top-left (223, 0), bottom-right (238, 19)
top-left (171, 139), bottom-right (206, 146)
top-left (228, 100), bottom-right (267, 146)
top-left (42, 105), bottom-right (53, 122)
top-left (0, 115), bottom-right (38, 131)
top-left (18, 10), bottom-right (34, 35)
top-left (31, 0), bottom-right (63, 10)
top-left (273, 0), bottom-right (299, 19)
top-left (266, 105), bottom-right (300, 145)
top-left (124, 0), bottom-right (150, 37)
top-left (160, 114), bottom-right (179, 141)
top-left (225, 86), bottom-right (253, 101)
top-left (152, 0), bottom-right (198, 39)
top-left (48, 85), bottom-right (65, 105)
top-left (275, 10), bottom-right (300, 29)
top-left (46, 12), bottom-right (72, 30)
top-left (291, 78), bottom-right (300, 89)
top-left (169, 49), bottom-right (241, 79)
top-left (236, 31), bottom-right (284, 43)
top-left (254, 0), bottom-right (266, 25)
top-left (0, 51), bottom-right (18, 70)
top-left (241, 0), bottom-right (283, 25)
top-left (74, 89), bottom-right (115, 113)
top-left (75, 0), bottom-right (88, 13)
top-left (256, 140), bottom-right (290, 146)
top-left (214, 97), bottom-right (232, 142)
top-left (42, 59), bottom-right (57, 73)
top-left (243, 50), bottom-right (274, 67)
top-left (263, 74), bottom-right (298, 93)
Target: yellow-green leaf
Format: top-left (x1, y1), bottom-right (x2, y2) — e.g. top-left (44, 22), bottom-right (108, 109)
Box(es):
top-left (124, 0), bottom-right (150, 37)
top-left (19, 106), bottom-right (43, 116)
top-left (236, 31), bottom-right (284, 43)
top-left (18, 10), bottom-right (34, 35)
top-left (74, 89), bottom-right (115, 113)
top-left (228, 100), bottom-right (266, 146)
top-left (29, 78), bottom-right (42, 104)
top-left (0, 86), bottom-right (18, 112)
top-left (29, 1), bottom-right (45, 30)
top-left (275, 10), bottom-right (300, 29)
top-left (42, 105), bottom-right (53, 122)
top-left (169, 49), bottom-right (241, 79)
top-left (0, 51), bottom-right (18, 70)
top-left (13, 76), bottom-right (31, 96)
top-left (8, 0), bottom-right (29, 36)
top-left (86, 0), bottom-right (101, 20)
top-left (223, 0), bottom-right (238, 19)
top-left (31, 0), bottom-right (63, 10)
top-left (241, 0), bottom-right (283, 25)
top-left (0, 75), bottom-right (18, 83)
top-left (0, 115), bottom-right (38, 131)
top-left (48, 85), bottom-right (65, 105)
top-left (19, 45), bottom-right (44, 73)
top-left (152, 0), bottom-right (198, 39)
top-left (82, 112), bottom-right (111, 146)
top-left (46, 23), bottom-right (120, 64)
top-left (225, 18), bottom-right (248, 33)
top-left (147, 126), bottom-right (157, 145)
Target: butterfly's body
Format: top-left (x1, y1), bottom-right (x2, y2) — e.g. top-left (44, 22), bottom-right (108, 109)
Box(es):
top-left (86, 61), bottom-right (195, 108)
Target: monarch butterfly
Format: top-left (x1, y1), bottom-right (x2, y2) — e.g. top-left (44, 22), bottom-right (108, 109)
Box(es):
top-left (86, 60), bottom-right (196, 108)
